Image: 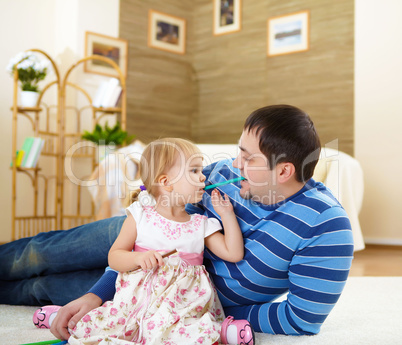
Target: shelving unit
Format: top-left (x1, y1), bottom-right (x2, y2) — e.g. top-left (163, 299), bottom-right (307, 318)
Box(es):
top-left (11, 49), bottom-right (126, 240)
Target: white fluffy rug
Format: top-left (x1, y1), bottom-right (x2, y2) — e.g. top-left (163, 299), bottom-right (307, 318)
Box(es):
top-left (1, 277), bottom-right (401, 345)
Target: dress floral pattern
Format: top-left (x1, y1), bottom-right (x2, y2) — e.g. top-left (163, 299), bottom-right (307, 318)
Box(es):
top-left (68, 202), bottom-right (225, 345)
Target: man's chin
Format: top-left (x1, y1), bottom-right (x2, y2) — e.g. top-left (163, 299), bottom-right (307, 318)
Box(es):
top-left (239, 189), bottom-right (252, 200)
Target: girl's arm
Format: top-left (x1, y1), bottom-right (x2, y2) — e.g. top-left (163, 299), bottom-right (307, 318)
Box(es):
top-left (204, 189), bottom-right (244, 262)
top-left (108, 214), bottom-right (164, 272)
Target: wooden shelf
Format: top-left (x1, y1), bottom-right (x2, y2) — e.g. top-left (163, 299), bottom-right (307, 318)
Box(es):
top-left (11, 106), bottom-right (43, 112)
top-left (10, 166), bottom-right (42, 172)
top-left (92, 107), bottom-right (122, 114)
top-left (11, 49), bottom-right (126, 240)
top-left (63, 153), bottom-right (93, 159)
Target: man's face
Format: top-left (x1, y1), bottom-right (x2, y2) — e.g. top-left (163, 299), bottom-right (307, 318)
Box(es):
top-left (232, 129), bottom-right (280, 205)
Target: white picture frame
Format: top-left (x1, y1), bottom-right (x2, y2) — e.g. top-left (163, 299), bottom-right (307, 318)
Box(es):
top-left (85, 31), bottom-right (128, 78)
top-left (267, 10), bottom-right (310, 57)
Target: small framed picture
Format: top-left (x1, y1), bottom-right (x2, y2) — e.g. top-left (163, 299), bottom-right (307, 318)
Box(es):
top-left (213, 0), bottom-right (241, 36)
top-left (267, 10), bottom-right (310, 57)
top-left (84, 31), bottom-right (128, 78)
top-left (148, 10), bottom-right (186, 55)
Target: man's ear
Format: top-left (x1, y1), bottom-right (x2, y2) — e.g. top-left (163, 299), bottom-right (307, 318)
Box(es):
top-left (276, 162), bottom-right (296, 183)
top-left (158, 174), bottom-right (173, 192)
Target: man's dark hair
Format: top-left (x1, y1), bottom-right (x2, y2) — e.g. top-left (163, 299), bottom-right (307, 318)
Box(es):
top-left (244, 104), bottom-right (321, 182)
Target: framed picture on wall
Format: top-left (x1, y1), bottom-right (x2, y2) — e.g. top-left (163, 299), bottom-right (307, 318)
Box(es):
top-left (84, 31), bottom-right (128, 78)
top-left (148, 10), bottom-right (186, 55)
top-left (213, 0), bottom-right (241, 35)
top-left (267, 10), bottom-right (310, 57)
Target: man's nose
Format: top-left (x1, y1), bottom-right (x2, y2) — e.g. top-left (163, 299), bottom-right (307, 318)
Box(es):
top-left (233, 154), bottom-right (242, 169)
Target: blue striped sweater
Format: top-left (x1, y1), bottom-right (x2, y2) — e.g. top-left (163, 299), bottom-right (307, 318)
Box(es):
top-left (186, 159), bottom-right (354, 335)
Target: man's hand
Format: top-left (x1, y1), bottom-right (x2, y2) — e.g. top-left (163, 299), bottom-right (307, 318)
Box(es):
top-left (50, 293), bottom-right (102, 340)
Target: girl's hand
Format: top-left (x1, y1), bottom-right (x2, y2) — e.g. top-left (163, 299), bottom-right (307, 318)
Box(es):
top-left (211, 189), bottom-right (234, 217)
top-left (137, 250), bottom-right (164, 271)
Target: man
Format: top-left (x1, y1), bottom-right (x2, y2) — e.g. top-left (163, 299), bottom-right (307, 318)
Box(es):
top-left (0, 105), bottom-right (353, 340)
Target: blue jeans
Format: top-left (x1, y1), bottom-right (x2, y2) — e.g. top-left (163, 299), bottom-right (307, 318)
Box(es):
top-left (0, 216), bottom-right (125, 306)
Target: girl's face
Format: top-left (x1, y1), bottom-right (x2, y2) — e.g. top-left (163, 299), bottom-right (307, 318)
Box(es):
top-left (166, 154), bottom-right (206, 205)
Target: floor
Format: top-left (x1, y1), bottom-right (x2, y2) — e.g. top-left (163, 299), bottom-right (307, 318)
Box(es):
top-left (349, 245), bottom-right (402, 277)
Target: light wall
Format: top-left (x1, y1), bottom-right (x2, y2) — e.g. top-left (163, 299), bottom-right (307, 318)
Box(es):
top-left (1, 1), bottom-right (401, 245)
top-left (355, 0), bottom-right (402, 244)
top-left (0, 0), bottom-right (120, 243)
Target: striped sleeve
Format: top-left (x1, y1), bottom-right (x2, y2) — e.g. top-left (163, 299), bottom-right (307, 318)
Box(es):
top-left (87, 267), bottom-right (118, 303)
top-left (225, 207), bottom-right (354, 335)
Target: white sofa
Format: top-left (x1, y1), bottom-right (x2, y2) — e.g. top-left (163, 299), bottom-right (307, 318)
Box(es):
top-left (88, 142), bottom-right (365, 250)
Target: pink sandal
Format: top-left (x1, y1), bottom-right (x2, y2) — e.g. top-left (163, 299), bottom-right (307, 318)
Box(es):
top-left (33, 305), bottom-right (61, 329)
top-left (221, 315), bottom-right (255, 345)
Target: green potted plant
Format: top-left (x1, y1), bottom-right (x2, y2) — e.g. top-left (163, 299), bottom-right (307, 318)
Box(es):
top-left (81, 121), bottom-right (135, 161)
top-left (7, 51), bottom-right (50, 107)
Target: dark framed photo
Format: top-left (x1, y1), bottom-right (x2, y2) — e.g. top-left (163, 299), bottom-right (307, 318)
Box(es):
top-left (213, 0), bottom-right (241, 36)
top-left (148, 10), bottom-right (186, 55)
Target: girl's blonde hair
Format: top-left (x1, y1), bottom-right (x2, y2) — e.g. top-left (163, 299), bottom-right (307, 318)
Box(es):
top-left (130, 138), bottom-right (201, 203)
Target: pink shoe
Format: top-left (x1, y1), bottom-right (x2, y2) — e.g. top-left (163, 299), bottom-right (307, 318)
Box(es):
top-left (221, 316), bottom-right (255, 345)
top-left (33, 305), bottom-right (61, 329)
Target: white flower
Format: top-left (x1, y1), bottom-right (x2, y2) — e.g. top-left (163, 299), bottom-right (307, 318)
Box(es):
top-left (38, 60), bottom-right (50, 71)
top-left (6, 51), bottom-right (51, 75)
top-left (6, 51), bottom-right (52, 92)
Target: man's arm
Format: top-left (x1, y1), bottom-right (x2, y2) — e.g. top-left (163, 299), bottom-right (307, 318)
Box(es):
top-left (51, 293), bottom-right (102, 340)
top-left (224, 209), bottom-right (354, 335)
top-left (51, 268), bottom-right (118, 340)
top-left (87, 268), bottom-right (118, 302)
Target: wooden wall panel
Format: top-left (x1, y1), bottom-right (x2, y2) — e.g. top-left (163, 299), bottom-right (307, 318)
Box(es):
top-left (263, 1), bottom-right (354, 154)
top-left (120, 0), bottom-right (354, 154)
top-left (192, 0), bottom-right (354, 154)
top-left (120, 0), bottom-right (195, 143)
top-left (191, 0), bottom-right (268, 144)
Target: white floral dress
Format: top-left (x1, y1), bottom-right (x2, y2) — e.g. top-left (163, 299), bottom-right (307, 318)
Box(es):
top-left (69, 202), bottom-right (225, 345)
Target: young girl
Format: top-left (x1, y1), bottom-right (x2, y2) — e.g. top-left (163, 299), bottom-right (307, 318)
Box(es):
top-left (67, 138), bottom-right (254, 345)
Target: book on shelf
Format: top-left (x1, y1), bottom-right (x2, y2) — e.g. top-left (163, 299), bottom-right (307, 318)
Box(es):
top-left (92, 78), bottom-right (122, 108)
top-left (19, 137), bottom-right (45, 168)
top-left (10, 150), bottom-right (25, 167)
top-left (30, 138), bottom-right (45, 168)
top-left (20, 137), bottom-right (35, 167)
top-left (92, 81), bottom-right (109, 108)
top-left (103, 85), bottom-right (122, 108)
